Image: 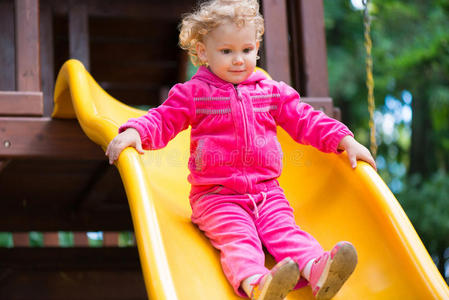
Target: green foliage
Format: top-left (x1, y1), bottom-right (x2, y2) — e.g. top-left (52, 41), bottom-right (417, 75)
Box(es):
top-left (29, 231), bottom-right (43, 247)
top-left (325, 0), bottom-right (369, 139)
top-left (324, 0), bottom-right (449, 279)
top-left (397, 172), bottom-right (449, 257)
top-left (119, 231), bottom-right (135, 247)
top-left (59, 232), bottom-right (74, 247)
top-left (0, 232), bottom-right (13, 248)
top-left (325, 0), bottom-right (449, 174)
top-left (370, 0), bottom-right (449, 173)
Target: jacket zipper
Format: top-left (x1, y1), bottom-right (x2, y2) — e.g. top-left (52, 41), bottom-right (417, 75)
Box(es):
top-left (235, 85), bottom-right (251, 191)
top-left (235, 86), bottom-right (249, 150)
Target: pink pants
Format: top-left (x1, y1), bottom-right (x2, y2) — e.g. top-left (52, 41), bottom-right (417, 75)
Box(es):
top-left (190, 181), bottom-right (325, 297)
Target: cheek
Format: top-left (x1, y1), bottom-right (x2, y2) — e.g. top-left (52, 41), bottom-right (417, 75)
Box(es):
top-left (246, 56), bottom-right (257, 66)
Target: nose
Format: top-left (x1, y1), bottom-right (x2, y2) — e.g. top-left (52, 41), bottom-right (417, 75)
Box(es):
top-left (233, 55), bottom-right (244, 65)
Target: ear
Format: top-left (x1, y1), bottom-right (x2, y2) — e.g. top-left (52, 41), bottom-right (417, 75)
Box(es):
top-left (256, 40), bottom-right (260, 51)
top-left (196, 42), bottom-right (208, 64)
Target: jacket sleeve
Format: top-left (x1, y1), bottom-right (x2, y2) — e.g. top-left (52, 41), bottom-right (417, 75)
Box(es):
top-left (274, 81), bottom-right (353, 153)
top-left (118, 83), bottom-right (195, 150)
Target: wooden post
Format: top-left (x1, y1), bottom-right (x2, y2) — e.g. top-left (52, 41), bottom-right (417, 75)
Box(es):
top-left (69, 1), bottom-right (90, 70)
top-left (15, 0), bottom-right (41, 92)
top-left (1, 0), bottom-right (44, 116)
top-left (40, 1), bottom-right (55, 117)
top-left (0, 0), bottom-right (16, 91)
top-left (262, 0), bottom-right (291, 85)
top-left (297, 0), bottom-right (329, 97)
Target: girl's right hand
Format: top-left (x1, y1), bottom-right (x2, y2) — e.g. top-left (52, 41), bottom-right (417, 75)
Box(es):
top-left (105, 128), bottom-right (145, 164)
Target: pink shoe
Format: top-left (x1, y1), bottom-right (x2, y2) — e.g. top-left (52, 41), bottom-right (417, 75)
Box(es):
top-left (250, 257), bottom-right (300, 300)
top-left (309, 241), bottom-right (358, 300)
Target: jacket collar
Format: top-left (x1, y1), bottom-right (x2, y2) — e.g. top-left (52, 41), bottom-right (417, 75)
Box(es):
top-left (191, 66), bottom-right (268, 88)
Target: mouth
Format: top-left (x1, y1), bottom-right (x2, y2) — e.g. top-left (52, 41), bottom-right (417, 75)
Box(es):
top-left (229, 70), bottom-right (246, 73)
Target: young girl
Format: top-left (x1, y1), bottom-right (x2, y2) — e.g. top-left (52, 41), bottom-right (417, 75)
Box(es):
top-left (106, 0), bottom-right (376, 299)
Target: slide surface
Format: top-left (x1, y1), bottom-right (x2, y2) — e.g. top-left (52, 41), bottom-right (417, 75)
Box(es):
top-left (53, 59), bottom-right (449, 299)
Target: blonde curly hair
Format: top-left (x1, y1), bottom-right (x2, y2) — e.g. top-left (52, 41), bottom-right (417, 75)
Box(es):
top-left (179, 0), bottom-right (265, 66)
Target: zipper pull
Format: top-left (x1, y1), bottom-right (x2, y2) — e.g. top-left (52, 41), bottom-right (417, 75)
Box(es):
top-left (236, 86), bottom-right (243, 101)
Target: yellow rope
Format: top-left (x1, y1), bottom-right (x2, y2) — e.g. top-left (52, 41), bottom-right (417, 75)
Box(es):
top-left (363, 0), bottom-right (377, 157)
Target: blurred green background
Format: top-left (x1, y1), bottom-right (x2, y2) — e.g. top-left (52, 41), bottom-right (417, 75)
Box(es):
top-left (325, 0), bottom-right (449, 282)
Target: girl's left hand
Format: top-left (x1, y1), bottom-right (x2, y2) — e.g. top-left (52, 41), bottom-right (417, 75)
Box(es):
top-left (338, 135), bottom-right (377, 171)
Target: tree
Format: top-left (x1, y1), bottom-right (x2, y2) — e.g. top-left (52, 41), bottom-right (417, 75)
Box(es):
top-left (324, 0), bottom-right (449, 281)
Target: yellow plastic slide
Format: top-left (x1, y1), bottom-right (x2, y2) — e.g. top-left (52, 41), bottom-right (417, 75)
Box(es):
top-left (53, 59), bottom-right (449, 299)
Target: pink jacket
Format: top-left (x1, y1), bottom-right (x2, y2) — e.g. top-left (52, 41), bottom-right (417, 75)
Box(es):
top-left (119, 66), bottom-right (353, 194)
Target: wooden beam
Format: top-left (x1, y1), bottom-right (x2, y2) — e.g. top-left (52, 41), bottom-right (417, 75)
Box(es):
top-left (0, 117), bottom-right (104, 159)
top-left (49, 0), bottom-right (193, 20)
top-left (0, 210), bottom-right (133, 232)
top-left (297, 0), bottom-right (329, 97)
top-left (0, 91), bottom-right (44, 116)
top-left (0, 248), bottom-right (146, 300)
top-left (262, 0), bottom-right (291, 84)
top-left (0, 0), bottom-right (16, 91)
top-left (0, 159), bottom-right (12, 174)
top-left (69, 1), bottom-right (90, 70)
top-left (0, 247), bottom-right (141, 267)
top-left (15, 0), bottom-right (41, 92)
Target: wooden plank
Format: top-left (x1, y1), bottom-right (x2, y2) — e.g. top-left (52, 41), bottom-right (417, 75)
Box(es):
top-left (286, 0), bottom-right (302, 91)
top-left (49, 0), bottom-right (193, 20)
top-left (0, 0), bottom-right (16, 91)
top-left (262, 0), bottom-right (291, 84)
top-left (0, 158), bottom-right (130, 231)
top-left (103, 232), bottom-right (119, 247)
top-left (40, 0), bottom-right (55, 117)
top-left (43, 232), bottom-right (60, 247)
top-left (0, 270), bottom-right (146, 300)
top-left (0, 159), bottom-right (12, 174)
top-left (297, 0), bottom-right (329, 97)
top-left (0, 118), bottom-right (105, 159)
top-left (74, 232), bottom-right (89, 247)
top-left (91, 59), bottom-right (177, 83)
top-left (0, 91), bottom-right (44, 116)
top-left (69, 1), bottom-right (90, 70)
top-left (0, 248), bottom-right (146, 300)
top-left (0, 247), bottom-right (140, 267)
top-left (88, 17), bottom-right (180, 44)
top-left (12, 232), bottom-right (29, 247)
top-left (15, 0), bottom-right (41, 92)
top-left (0, 210), bottom-right (133, 232)
top-left (74, 162), bottom-right (124, 212)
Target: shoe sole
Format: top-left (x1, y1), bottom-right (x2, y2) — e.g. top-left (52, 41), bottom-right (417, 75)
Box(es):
top-left (258, 258), bottom-right (300, 300)
top-left (315, 243), bottom-right (358, 300)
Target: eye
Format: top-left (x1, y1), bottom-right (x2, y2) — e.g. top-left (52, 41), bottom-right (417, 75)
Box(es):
top-left (220, 49), bottom-right (231, 54)
top-left (243, 48), bottom-right (253, 54)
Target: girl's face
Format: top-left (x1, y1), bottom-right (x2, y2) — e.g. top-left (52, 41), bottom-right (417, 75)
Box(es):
top-left (196, 22), bottom-right (260, 84)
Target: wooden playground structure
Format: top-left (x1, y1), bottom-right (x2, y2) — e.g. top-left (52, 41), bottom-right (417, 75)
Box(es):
top-left (0, 1), bottom-right (336, 299)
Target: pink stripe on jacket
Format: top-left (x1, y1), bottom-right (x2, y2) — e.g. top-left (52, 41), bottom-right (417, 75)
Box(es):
top-left (119, 66), bottom-right (353, 194)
